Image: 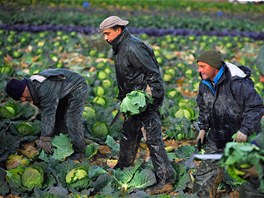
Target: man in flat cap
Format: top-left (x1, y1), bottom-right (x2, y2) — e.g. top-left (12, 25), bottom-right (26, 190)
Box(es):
top-left (99, 16), bottom-right (176, 193)
top-left (193, 49), bottom-right (264, 197)
top-left (5, 68), bottom-right (87, 158)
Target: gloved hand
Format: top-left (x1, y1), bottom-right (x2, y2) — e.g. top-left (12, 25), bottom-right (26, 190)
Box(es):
top-left (145, 84), bottom-right (152, 96)
top-left (241, 166), bottom-right (258, 179)
top-left (36, 136), bottom-right (53, 154)
top-left (196, 130), bottom-right (206, 148)
top-left (235, 131), bottom-right (247, 143)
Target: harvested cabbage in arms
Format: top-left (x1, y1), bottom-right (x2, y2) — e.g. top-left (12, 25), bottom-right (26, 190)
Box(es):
top-left (120, 90), bottom-right (153, 116)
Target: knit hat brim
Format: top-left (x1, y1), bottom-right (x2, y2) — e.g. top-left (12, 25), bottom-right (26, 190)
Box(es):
top-left (197, 50), bottom-right (223, 69)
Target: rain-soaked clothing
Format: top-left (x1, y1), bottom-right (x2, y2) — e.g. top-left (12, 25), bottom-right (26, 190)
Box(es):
top-left (25, 68), bottom-right (87, 152)
top-left (110, 28), bottom-right (175, 182)
top-left (197, 62), bottom-right (264, 148)
top-left (194, 62), bottom-right (264, 197)
top-left (111, 28), bottom-right (164, 108)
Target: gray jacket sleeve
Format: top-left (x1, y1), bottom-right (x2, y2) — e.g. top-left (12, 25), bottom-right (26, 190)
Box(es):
top-left (37, 80), bottom-right (63, 137)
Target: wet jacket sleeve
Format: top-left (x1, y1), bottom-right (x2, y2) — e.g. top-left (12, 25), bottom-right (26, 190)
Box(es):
top-left (231, 78), bottom-right (264, 135)
top-left (37, 81), bottom-right (62, 137)
top-left (128, 43), bottom-right (164, 103)
top-left (196, 83), bottom-right (210, 131)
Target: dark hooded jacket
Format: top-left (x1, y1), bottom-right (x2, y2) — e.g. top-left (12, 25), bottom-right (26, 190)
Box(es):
top-left (197, 62), bottom-right (264, 149)
top-left (25, 68), bottom-right (87, 137)
top-left (110, 28), bottom-right (164, 107)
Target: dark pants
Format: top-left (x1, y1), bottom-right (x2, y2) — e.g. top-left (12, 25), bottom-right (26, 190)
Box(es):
top-left (193, 142), bottom-right (224, 198)
top-left (54, 83), bottom-right (87, 153)
top-left (239, 177), bottom-right (264, 198)
top-left (115, 107), bottom-right (174, 182)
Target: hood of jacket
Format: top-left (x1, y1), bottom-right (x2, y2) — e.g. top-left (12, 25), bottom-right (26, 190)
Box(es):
top-left (225, 62), bottom-right (251, 79)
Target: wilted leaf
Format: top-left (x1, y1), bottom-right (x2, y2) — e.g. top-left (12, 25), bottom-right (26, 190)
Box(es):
top-left (19, 142), bottom-right (39, 159)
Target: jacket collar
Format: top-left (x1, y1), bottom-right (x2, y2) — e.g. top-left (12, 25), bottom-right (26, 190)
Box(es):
top-left (110, 28), bottom-right (130, 54)
top-left (202, 65), bottom-right (225, 95)
top-left (224, 62), bottom-right (247, 79)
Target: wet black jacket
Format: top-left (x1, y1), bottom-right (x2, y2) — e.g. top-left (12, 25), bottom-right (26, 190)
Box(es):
top-left (197, 62), bottom-right (264, 148)
top-left (25, 68), bottom-right (87, 137)
top-left (110, 28), bottom-right (164, 107)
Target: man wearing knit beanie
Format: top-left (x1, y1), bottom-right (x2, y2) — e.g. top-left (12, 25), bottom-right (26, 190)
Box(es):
top-left (196, 49), bottom-right (223, 81)
top-left (193, 49), bottom-right (264, 197)
top-left (197, 49), bottom-right (223, 69)
top-left (5, 69), bottom-right (88, 160)
top-left (5, 79), bottom-right (28, 101)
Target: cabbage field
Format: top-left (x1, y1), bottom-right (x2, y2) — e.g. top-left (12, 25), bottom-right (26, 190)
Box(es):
top-left (0, 1), bottom-right (264, 197)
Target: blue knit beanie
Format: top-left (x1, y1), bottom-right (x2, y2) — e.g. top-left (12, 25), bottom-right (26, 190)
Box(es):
top-left (5, 79), bottom-right (27, 100)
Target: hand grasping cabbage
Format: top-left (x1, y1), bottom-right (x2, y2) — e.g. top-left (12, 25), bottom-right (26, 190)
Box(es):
top-left (120, 90), bottom-right (153, 116)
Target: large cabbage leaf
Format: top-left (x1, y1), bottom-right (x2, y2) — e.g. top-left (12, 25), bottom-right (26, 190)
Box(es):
top-left (5, 165), bottom-right (24, 188)
top-left (127, 169), bottom-right (156, 190)
top-left (38, 133), bottom-right (74, 161)
top-left (220, 142), bottom-right (264, 191)
top-left (112, 161), bottom-right (143, 191)
top-left (52, 134), bottom-right (74, 161)
top-left (120, 90), bottom-right (153, 116)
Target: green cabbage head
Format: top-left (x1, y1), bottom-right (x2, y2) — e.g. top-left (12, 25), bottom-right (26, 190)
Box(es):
top-left (21, 166), bottom-right (44, 190)
top-left (65, 166), bottom-right (91, 190)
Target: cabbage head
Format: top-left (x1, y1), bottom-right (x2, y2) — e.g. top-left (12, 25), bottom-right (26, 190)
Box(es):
top-left (120, 90), bottom-right (153, 116)
top-left (15, 121), bottom-right (35, 136)
top-left (21, 166), bottom-right (44, 190)
top-left (65, 166), bottom-right (91, 190)
top-left (91, 121), bottom-right (109, 139)
top-left (0, 104), bottom-right (16, 119)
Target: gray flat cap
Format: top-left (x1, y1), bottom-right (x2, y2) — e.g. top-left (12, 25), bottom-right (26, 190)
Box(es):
top-left (99, 16), bottom-right (129, 31)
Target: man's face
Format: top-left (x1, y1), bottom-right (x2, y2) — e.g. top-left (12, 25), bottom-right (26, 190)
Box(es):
top-left (102, 27), bottom-right (122, 44)
top-left (20, 86), bottom-right (32, 102)
top-left (197, 61), bottom-right (219, 81)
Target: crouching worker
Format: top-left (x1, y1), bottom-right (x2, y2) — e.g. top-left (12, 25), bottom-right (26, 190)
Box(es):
top-left (5, 68), bottom-right (87, 158)
top-left (194, 49), bottom-right (264, 197)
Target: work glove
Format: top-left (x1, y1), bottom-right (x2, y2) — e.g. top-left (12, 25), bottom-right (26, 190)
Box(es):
top-left (36, 136), bottom-right (53, 154)
top-left (241, 166), bottom-right (258, 179)
top-left (235, 131), bottom-right (247, 143)
top-left (196, 129), bottom-right (206, 151)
